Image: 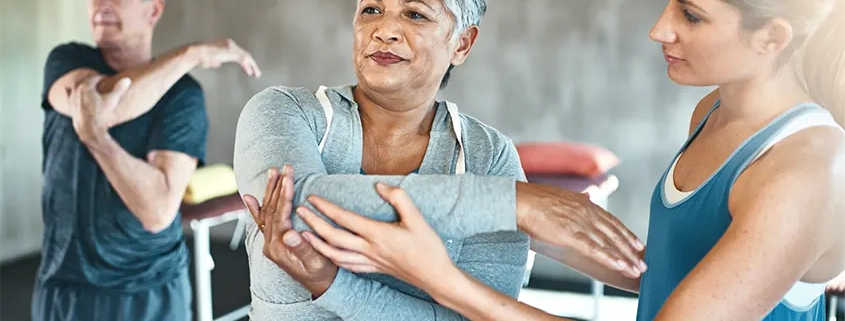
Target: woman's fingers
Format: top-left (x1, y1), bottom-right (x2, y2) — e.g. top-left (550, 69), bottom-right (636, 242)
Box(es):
top-left (297, 207), bottom-right (370, 253)
top-left (375, 183), bottom-right (426, 226)
top-left (589, 217), bottom-right (643, 275)
top-left (243, 194), bottom-right (262, 229)
top-left (573, 230), bottom-right (631, 274)
top-left (277, 165), bottom-right (295, 230)
top-left (263, 168), bottom-right (280, 209)
top-left (303, 231), bottom-right (377, 266)
top-left (264, 168), bottom-right (285, 242)
top-left (339, 263), bottom-right (382, 274)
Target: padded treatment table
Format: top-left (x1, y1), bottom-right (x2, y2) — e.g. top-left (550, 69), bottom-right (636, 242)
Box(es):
top-left (181, 193), bottom-right (250, 321)
top-left (525, 173), bottom-right (620, 321)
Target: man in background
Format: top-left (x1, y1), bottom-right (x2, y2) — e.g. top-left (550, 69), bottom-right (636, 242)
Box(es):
top-left (34, 0), bottom-right (261, 320)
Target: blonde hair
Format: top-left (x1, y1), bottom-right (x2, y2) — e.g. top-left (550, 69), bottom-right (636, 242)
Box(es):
top-left (725, 0), bottom-right (844, 127)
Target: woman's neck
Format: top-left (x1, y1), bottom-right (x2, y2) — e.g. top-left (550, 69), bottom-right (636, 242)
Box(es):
top-left (716, 65), bottom-right (813, 125)
top-left (353, 85), bottom-right (438, 138)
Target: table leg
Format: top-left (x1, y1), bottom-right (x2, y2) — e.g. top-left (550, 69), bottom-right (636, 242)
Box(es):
top-left (192, 220), bottom-right (214, 321)
top-left (590, 198), bottom-right (610, 321)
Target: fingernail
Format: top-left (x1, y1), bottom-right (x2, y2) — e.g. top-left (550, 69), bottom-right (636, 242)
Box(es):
top-left (281, 176), bottom-right (289, 187)
top-left (616, 259), bottom-right (628, 270)
top-left (639, 261), bottom-right (648, 272)
top-left (376, 182), bottom-right (386, 190)
top-left (635, 240), bottom-right (645, 251)
top-left (302, 233), bottom-right (311, 242)
top-left (307, 195), bottom-right (316, 203)
top-left (283, 232), bottom-right (301, 246)
top-left (296, 207), bottom-right (308, 217)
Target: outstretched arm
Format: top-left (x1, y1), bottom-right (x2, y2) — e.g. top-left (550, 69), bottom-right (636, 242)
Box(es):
top-left (233, 86), bottom-right (519, 240)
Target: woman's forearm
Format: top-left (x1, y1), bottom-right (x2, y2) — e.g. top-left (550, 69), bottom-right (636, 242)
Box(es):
top-left (288, 173), bottom-right (518, 240)
top-left (427, 266), bottom-right (572, 321)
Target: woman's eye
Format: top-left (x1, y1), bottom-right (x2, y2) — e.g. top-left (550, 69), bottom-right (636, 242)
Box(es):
top-left (682, 9), bottom-right (701, 24)
top-left (406, 11), bottom-right (426, 20)
top-left (361, 7), bottom-right (380, 15)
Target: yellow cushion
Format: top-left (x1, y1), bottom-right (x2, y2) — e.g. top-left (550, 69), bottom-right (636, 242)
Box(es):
top-left (183, 164), bottom-right (239, 205)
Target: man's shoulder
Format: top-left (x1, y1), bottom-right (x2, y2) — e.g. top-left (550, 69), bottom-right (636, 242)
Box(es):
top-left (173, 74), bottom-right (204, 94)
top-left (161, 74), bottom-right (204, 105)
top-left (49, 41), bottom-right (97, 56)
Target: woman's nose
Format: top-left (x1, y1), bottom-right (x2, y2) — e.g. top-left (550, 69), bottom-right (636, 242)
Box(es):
top-left (649, 8), bottom-right (677, 44)
top-left (373, 16), bottom-right (403, 43)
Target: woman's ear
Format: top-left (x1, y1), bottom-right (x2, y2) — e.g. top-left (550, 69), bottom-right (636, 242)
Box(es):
top-left (451, 26), bottom-right (480, 66)
top-left (751, 18), bottom-right (793, 55)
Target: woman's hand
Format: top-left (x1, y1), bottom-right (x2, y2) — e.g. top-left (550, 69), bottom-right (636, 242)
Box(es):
top-left (515, 182), bottom-right (646, 278)
top-left (243, 166), bottom-right (338, 298)
top-left (827, 270), bottom-right (845, 294)
top-left (295, 182), bottom-right (456, 291)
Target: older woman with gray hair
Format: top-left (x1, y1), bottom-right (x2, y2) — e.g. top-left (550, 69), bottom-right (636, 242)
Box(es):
top-left (233, 0), bottom-right (645, 320)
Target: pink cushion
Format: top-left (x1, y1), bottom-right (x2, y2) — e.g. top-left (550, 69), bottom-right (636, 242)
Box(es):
top-left (516, 142), bottom-right (620, 178)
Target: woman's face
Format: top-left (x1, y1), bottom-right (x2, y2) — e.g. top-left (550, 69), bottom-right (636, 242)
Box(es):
top-left (353, 0), bottom-right (476, 93)
top-left (649, 0), bottom-right (791, 86)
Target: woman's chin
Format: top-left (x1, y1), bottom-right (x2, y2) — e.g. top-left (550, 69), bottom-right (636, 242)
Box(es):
top-left (358, 74), bottom-right (408, 92)
top-left (666, 68), bottom-right (710, 87)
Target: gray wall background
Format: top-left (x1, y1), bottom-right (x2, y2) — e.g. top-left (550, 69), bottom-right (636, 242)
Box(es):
top-left (1, 0), bottom-right (712, 281)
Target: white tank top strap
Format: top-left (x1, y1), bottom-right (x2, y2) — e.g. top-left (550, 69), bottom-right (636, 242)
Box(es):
top-left (751, 107), bottom-right (843, 163)
top-left (315, 86), bottom-right (334, 154)
top-left (445, 101), bottom-right (466, 175)
top-left (313, 87), bottom-right (467, 174)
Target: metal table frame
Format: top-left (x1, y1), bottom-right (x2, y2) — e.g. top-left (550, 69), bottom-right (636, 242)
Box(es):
top-left (187, 208), bottom-right (250, 321)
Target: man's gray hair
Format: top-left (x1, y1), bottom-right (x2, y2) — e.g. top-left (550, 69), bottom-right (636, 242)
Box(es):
top-left (442, 0), bottom-right (487, 36)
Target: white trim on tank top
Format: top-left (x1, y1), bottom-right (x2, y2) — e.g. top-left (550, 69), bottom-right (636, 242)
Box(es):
top-left (314, 86), bottom-right (466, 174)
top-left (661, 108), bottom-right (842, 308)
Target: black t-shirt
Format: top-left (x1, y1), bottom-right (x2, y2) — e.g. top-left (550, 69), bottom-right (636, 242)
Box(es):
top-left (38, 42), bottom-right (208, 291)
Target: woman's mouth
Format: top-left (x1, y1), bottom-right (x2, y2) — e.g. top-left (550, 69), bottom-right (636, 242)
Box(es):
top-left (664, 54), bottom-right (683, 64)
top-left (370, 51), bottom-right (404, 66)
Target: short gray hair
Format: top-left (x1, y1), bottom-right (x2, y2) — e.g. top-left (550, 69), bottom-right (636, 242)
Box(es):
top-left (439, 0), bottom-right (486, 89)
top-left (441, 0), bottom-right (487, 36)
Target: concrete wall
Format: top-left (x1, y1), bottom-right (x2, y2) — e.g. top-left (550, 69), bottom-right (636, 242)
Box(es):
top-left (0, 0), bottom-right (91, 263)
top-left (1, 0), bottom-right (713, 283)
top-left (152, 0), bottom-right (712, 281)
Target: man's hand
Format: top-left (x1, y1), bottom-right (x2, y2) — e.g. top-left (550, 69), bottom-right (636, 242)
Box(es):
top-left (69, 75), bottom-right (131, 145)
top-left (190, 38), bottom-right (262, 78)
top-left (243, 166), bottom-right (338, 298)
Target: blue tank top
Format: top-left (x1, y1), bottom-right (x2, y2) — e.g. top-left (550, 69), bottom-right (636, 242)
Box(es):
top-left (636, 101), bottom-right (827, 321)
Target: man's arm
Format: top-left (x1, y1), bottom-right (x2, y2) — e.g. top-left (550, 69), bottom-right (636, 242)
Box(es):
top-left (652, 126), bottom-right (845, 321)
top-left (233, 87), bottom-right (519, 241)
top-left (85, 86), bottom-right (208, 233)
top-left (44, 43), bottom-right (199, 127)
top-left (44, 39), bottom-right (257, 128)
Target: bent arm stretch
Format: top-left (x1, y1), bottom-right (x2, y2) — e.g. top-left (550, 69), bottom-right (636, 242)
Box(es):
top-left (44, 43), bottom-right (199, 127)
top-left (233, 87), bottom-right (518, 240)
